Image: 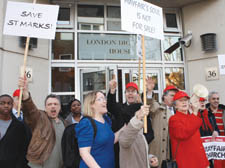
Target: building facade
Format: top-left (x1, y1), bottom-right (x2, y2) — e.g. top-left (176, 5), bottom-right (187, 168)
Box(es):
top-left (0, 0), bottom-right (224, 113)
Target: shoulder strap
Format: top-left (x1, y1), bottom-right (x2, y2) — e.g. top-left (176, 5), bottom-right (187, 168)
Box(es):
top-left (174, 142), bottom-right (180, 160)
top-left (83, 116), bottom-right (97, 139)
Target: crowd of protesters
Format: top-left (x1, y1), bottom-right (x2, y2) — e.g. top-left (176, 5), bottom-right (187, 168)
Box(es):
top-left (0, 75), bottom-right (225, 168)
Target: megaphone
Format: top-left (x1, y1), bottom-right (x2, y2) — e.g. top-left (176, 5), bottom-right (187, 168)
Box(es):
top-left (193, 84), bottom-right (209, 98)
top-left (189, 84), bottom-right (208, 113)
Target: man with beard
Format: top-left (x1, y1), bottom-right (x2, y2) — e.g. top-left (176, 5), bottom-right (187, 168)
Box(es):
top-left (19, 77), bottom-right (67, 168)
top-left (0, 94), bottom-right (29, 168)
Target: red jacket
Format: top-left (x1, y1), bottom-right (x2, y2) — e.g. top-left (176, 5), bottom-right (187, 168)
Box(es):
top-left (169, 111), bottom-right (209, 168)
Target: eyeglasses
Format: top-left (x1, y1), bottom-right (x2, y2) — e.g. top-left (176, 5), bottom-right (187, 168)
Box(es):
top-left (95, 97), bottom-right (107, 102)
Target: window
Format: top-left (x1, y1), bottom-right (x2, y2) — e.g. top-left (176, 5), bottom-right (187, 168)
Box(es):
top-left (51, 67), bottom-right (75, 92)
top-left (57, 8), bottom-right (70, 25)
top-left (78, 5), bottom-right (104, 17)
top-left (52, 32), bottom-right (74, 60)
top-left (165, 67), bottom-right (185, 90)
top-left (107, 6), bottom-right (121, 31)
top-left (78, 5), bottom-right (104, 30)
top-left (163, 36), bottom-right (183, 61)
top-left (145, 37), bottom-right (162, 61)
top-left (57, 7), bottom-right (74, 28)
top-left (163, 9), bottom-right (180, 32)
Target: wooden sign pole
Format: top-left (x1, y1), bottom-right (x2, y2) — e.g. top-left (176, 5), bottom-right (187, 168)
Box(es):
top-left (141, 35), bottom-right (147, 133)
top-left (17, 37), bottom-right (30, 117)
top-left (17, 0), bottom-right (37, 117)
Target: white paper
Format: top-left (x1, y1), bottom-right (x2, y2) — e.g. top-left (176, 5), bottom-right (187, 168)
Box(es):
top-left (121, 0), bottom-right (164, 40)
top-left (3, 1), bottom-right (59, 39)
top-left (218, 55), bottom-right (225, 75)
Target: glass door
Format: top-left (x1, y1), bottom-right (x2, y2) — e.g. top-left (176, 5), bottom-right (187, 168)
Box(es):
top-left (80, 66), bottom-right (117, 104)
top-left (121, 68), bottom-right (162, 103)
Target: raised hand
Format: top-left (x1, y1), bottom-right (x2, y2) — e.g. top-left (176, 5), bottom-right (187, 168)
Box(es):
top-left (109, 74), bottom-right (117, 94)
top-left (135, 105), bottom-right (150, 120)
top-left (18, 76), bottom-right (29, 100)
top-left (146, 76), bottom-right (155, 92)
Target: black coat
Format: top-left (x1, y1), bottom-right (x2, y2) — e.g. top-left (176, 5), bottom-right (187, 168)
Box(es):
top-left (0, 115), bottom-right (30, 168)
top-left (206, 103), bottom-right (225, 134)
top-left (61, 123), bottom-right (80, 168)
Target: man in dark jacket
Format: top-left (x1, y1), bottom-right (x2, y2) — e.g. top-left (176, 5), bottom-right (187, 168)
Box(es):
top-left (0, 94), bottom-right (30, 168)
top-left (107, 79), bottom-right (154, 168)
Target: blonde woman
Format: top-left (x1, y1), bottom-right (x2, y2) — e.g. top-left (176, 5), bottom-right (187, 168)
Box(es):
top-left (75, 91), bottom-right (122, 168)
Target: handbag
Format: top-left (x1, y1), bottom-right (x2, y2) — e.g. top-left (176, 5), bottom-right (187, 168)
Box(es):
top-left (161, 142), bottom-right (179, 168)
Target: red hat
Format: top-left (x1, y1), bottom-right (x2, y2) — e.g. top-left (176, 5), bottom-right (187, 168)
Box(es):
top-left (173, 91), bottom-right (190, 101)
top-left (199, 97), bottom-right (206, 102)
top-left (13, 89), bottom-right (20, 97)
top-left (126, 82), bottom-right (138, 91)
top-left (163, 85), bottom-right (179, 93)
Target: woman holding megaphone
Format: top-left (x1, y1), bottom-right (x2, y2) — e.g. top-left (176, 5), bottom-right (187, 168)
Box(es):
top-left (169, 90), bottom-right (210, 168)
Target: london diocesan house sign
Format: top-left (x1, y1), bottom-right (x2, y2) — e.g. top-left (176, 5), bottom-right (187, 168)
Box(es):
top-left (78, 33), bottom-right (137, 60)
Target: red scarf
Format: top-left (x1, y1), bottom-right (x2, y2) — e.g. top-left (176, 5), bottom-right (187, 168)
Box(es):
top-left (198, 109), bottom-right (213, 131)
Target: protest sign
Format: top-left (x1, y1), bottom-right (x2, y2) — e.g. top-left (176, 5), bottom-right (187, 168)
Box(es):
top-left (218, 55), bottom-right (225, 75)
top-left (121, 0), bottom-right (163, 40)
top-left (3, 1), bottom-right (59, 39)
top-left (202, 136), bottom-right (225, 160)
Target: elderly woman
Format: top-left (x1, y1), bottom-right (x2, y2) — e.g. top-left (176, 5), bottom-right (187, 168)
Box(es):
top-left (75, 91), bottom-right (123, 168)
top-left (169, 91), bottom-right (209, 168)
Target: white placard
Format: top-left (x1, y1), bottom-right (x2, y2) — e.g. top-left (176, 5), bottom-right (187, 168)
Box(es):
top-left (218, 55), bottom-right (225, 75)
top-left (121, 0), bottom-right (164, 40)
top-left (202, 136), bottom-right (225, 160)
top-left (3, 1), bottom-right (59, 39)
top-left (205, 67), bottom-right (219, 81)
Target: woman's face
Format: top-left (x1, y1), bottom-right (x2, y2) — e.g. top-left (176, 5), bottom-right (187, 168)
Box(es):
top-left (71, 100), bottom-right (81, 115)
top-left (175, 97), bottom-right (189, 113)
top-left (92, 92), bottom-right (107, 115)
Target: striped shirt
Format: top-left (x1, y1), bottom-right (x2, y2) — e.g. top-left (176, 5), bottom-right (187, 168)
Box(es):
top-left (214, 109), bottom-right (225, 135)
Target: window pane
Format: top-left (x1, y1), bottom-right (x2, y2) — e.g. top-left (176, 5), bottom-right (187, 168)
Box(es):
top-left (163, 36), bottom-right (183, 61)
top-left (107, 6), bottom-right (121, 18)
top-left (51, 67), bottom-right (75, 92)
top-left (52, 32), bottom-right (74, 60)
top-left (83, 71), bottom-right (106, 92)
top-left (78, 33), bottom-right (137, 60)
top-left (165, 13), bottom-right (178, 28)
top-left (107, 21), bottom-right (121, 31)
top-left (57, 8), bottom-right (70, 25)
top-left (59, 95), bottom-right (75, 119)
top-left (165, 67), bottom-right (185, 90)
top-left (78, 5), bottom-right (104, 17)
top-left (145, 36), bottom-right (161, 61)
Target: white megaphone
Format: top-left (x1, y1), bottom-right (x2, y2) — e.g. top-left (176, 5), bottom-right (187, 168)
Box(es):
top-left (190, 84), bottom-right (209, 105)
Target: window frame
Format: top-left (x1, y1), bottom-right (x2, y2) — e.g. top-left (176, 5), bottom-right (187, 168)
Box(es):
top-left (163, 9), bottom-right (181, 33)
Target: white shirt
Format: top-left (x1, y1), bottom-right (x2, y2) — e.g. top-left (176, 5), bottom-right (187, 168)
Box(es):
top-left (71, 115), bottom-right (83, 124)
top-left (167, 106), bottom-right (175, 115)
top-left (12, 108), bottom-right (23, 120)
